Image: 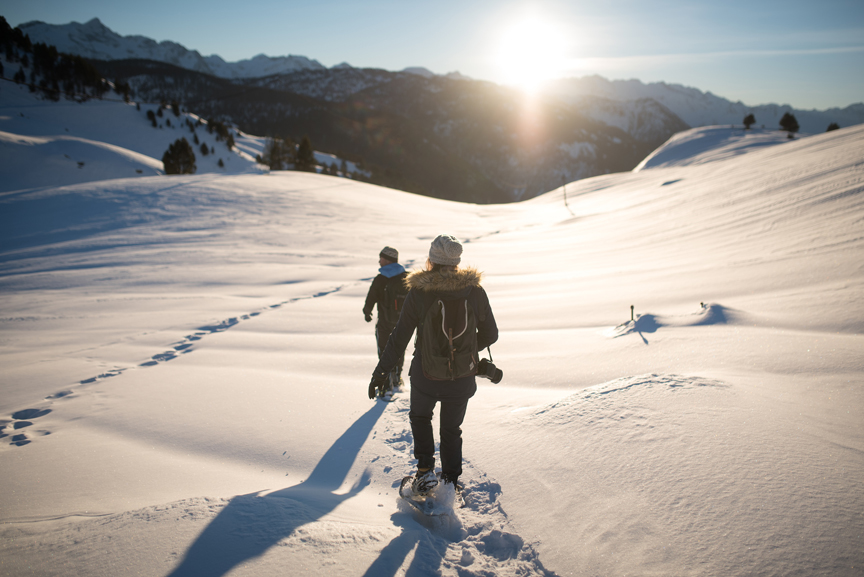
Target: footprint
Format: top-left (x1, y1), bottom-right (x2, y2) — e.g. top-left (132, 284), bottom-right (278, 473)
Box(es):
top-left (79, 369), bottom-right (125, 385)
top-left (6, 409), bottom-right (52, 447)
top-left (11, 408), bottom-right (51, 420)
top-left (198, 318), bottom-right (238, 333)
top-left (10, 434), bottom-right (30, 447)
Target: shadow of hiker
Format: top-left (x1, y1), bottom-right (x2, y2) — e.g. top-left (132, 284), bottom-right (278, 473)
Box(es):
top-left (361, 512), bottom-right (452, 577)
top-left (166, 401), bottom-right (387, 577)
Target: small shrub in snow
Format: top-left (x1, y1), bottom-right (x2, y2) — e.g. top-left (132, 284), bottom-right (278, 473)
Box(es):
top-left (826, 122), bottom-right (840, 132)
top-left (200, 142), bottom-right (209, 156)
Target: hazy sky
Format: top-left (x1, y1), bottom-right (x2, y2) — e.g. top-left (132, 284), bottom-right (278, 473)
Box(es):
top-left (3, 0), bottom-right (863, 109)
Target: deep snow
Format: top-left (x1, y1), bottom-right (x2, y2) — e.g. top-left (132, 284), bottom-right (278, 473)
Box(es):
top-left (0, 86), bottom-right (863, 576)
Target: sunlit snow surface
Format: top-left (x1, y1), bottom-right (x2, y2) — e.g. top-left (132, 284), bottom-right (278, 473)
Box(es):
top-left (1, 86), bottom-right (863, 576)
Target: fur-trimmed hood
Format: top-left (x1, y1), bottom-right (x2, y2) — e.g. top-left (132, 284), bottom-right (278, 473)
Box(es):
top-left (406, 267), bottom-right (482, 292)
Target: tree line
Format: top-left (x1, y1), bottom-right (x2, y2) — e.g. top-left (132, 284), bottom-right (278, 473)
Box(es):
top-left (743, 112), bottom-right (841, 135)
top-left (0, 16), bottom-right (114, 101)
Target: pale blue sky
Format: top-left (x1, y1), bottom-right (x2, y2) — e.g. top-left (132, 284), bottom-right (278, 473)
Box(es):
top-left (3, 0), bottom-right (863, 109)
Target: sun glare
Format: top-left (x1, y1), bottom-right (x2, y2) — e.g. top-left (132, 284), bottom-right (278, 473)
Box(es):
top-left (494, 15), bottom-right (569, 93)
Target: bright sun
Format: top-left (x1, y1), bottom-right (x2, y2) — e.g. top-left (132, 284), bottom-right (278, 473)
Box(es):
top-left (494, 15), bottom-right (569, 93)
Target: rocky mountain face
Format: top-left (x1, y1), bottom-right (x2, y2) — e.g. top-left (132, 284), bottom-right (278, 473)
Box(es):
top-left (93, 59), bottom-right (668, 202)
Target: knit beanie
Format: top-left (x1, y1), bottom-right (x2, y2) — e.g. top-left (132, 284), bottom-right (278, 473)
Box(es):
top-left (379, 246), bottom-right (399, 262)
top-left (428, 234), bottom-right (462, 266)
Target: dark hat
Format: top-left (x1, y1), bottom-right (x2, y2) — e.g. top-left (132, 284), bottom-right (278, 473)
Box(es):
top-left (379, 246), bottom-right (399, 262)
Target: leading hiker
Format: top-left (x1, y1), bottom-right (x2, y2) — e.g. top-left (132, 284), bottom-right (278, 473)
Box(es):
top-left (363, 246), bottom-right (409, 396)
top-left (368, 234), bottom-right (499, 496)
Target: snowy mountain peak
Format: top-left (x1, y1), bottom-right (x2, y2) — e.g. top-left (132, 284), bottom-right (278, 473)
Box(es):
top-left (18, 19), bottom-right (325, 79)
top-left (402, 66), bottom-right (436, 78)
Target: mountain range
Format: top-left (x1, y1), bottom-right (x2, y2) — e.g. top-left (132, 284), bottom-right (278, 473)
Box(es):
top-left (12, 17), bottom-right (864, 202)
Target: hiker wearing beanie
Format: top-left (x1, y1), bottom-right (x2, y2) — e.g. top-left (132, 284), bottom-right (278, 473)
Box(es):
top-left (363, 246), bottom-right (409, 395)
top-left (369, 234), bottom-right (499, 498)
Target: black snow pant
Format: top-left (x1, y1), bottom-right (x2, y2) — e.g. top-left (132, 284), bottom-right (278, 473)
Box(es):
top-left (409, 386), bottom-right (470, 481)
top-left (375, 322), bottom-right (403, 377)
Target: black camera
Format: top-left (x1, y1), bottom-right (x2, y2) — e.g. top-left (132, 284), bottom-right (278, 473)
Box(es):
top-left (477, 358), bottom-right (503, 384)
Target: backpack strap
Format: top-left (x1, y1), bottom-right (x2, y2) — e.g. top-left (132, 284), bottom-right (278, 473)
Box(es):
top-left (416, 287), bottom-right (477, 346)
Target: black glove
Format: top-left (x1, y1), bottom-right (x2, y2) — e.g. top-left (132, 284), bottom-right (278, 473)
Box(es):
top-left (368, 371), bottom-right (388, 399)
top-left (364, 313), bottom-right (372, 323)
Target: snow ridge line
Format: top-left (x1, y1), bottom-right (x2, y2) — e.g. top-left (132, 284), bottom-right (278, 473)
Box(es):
top-left (372, 391), bottom-right (558, 576)
top-left (1, 282), bottom-right (354, 448)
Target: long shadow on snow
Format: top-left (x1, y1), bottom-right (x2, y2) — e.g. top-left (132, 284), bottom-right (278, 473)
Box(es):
top-left (361, 513), bottom-right (447, 577)
top-left (165, 401), bottom-right (386, 577)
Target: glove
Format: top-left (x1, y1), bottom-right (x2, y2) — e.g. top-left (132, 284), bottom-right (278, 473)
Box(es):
top-left (368, 371), bottom-right (388, 399)
top-left (364, 313), bottom-right (372, 323)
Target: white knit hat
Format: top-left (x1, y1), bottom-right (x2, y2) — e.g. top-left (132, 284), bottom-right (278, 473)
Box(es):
top-left (428, 234), bottom-right (462, 266)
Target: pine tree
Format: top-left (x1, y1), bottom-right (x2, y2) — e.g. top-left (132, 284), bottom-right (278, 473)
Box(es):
top-left (779, 112), bottom-right (799, 134)
top-left (743, 113), bottom-right (756, 129)
top-left (200, 142), bottom-right (209, 156)
top-left (826, 122), bottom-right (840, 132)
top-left (262, 137), bottom-right (286, 170)
top-left (162, 138), bottom-right (196, 174)
top-left (296, 135), bottom-right (315, 171)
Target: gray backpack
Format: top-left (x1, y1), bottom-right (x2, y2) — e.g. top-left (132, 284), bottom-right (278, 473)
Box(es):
top-left (418, 292), bottom-right (479, 380)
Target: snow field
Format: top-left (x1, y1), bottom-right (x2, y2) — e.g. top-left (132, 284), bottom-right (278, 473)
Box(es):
top-left (1, 92), bottom-right (863, 575)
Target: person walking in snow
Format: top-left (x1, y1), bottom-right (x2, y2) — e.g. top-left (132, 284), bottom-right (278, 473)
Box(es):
top-left (369, 234), bottom-right (498, 495)
top-left (364, 246), bottom-right (409, 396)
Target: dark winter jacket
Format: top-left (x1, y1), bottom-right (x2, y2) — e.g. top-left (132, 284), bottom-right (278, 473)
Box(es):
top-left (375, 267), bottom-right (498, 399)
top-left (363, 262), bottom-right (408, 327)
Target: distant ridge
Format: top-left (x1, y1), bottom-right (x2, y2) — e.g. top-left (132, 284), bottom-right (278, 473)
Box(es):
top-left (547, 75), bottom-right (864, 135)
top-left (19, 18), bottom-right (864, 133)
top-left (18, 18), bottom-right (325, 79)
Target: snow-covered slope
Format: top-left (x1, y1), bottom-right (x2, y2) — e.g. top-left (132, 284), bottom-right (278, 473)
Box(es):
top-left (633, 125), bottom-right (795, 171)
top-left (0, 109), bottom-right (862, 575)
top-left (18, 18), bottom-right (325, 79)
top-left (0, 75), bottom-right (266, 191)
